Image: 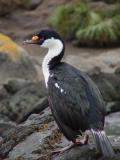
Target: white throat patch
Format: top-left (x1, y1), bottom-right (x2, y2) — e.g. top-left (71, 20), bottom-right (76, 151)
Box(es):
top-left (42, 38), bottom-right (63, 87)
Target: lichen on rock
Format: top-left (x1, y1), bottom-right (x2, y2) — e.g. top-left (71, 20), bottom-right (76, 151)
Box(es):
top-left (0, 33), bottom-right (27, 61)
top-left (0, 34), bottom-right (38, 84)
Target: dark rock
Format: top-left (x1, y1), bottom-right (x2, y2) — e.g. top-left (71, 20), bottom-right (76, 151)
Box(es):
top-left (52, 145), bottom-right (120, 160)
top-left (0, 81), bottom-right (48, 123)
top-left (53, 111), bottom-right (120, 160)
top-left (0, 1), bottom-right (16, 16)
top-left (8, 130), bottom-right (53, 160)
top-left (3, 79), bottom-right (32, 94)
top-left (8, 81), bottom-right (47, 122)
top-left (0, 108), bottom-right (64, 159)
top-left (0, 136), bottom-right (4, 146)
top-left (90, 72), bottom-right (120, 102)
top-left (0, 123), bottom-right (35, 158)
top-left (105, 112), bottom-right (120, 159)
top-left (53, 145), bottom-right (98, 160)
top-left (0, 87), bottom-right (9, 100)
top-left (0, 108), bottom-right (120, 160)
top-left (0, 0), bottom-right (43, 16)
top-left (0, 121), bottom-right (17, 158)
top-left (0, 54), bottom-right (37, 84)
top-left (105, 112), bottom-right (120, 137)
top-left (115, 67), bottom-right (120, 75)
top-left (0, 67), bottom-right (120, 159)
top-left (25, 0), bottom-right (43, 10)
top-left (106, 102), bottom-right (120, 114)
top-left (0, 114), bottom-right (11, 122)
top-left (1, 70), bottom-right (120, 124)
top-left (89, 71), bottom-right (120, 113)
top-left (0, 99), bottom-right (12, 121)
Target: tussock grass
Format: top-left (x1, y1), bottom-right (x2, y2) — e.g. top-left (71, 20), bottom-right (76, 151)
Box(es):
top-left (49, 1), bottom-right (120, 46)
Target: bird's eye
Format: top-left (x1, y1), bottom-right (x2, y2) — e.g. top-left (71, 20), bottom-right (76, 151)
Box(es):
top-left (40, 37), bottom-right (45, 41)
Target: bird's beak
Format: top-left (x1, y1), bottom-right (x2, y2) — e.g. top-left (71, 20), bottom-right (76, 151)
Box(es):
top-left (23, 35), bottom-right (39, 45)
top-left (23, 39), bottom-right (37, 45)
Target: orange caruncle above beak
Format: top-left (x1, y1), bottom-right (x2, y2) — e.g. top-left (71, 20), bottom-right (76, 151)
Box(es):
top-left (32, 35), bottom-right (39, 41)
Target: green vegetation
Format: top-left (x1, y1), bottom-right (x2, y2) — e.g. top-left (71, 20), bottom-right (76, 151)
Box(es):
top-left (49, 1), bottom-right (120, 46)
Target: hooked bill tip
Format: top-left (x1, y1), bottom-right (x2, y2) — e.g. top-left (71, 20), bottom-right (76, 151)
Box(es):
top-left (22, 40), bottom-right (33, 45)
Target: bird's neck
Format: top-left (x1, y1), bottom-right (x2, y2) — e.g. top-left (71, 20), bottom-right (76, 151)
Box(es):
top-left (42, 40), bottom-right (64, 87)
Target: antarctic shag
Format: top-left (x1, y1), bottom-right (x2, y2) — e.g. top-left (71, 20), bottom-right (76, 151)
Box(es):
top-left (24, 30), bottom-right (114, 157)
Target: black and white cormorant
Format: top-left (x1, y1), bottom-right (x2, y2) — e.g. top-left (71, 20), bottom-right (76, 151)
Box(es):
top-left (24, 29), bottom-right (114, 157)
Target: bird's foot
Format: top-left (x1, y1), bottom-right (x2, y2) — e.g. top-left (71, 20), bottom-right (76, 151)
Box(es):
top-left (51, 142), bottom-right (75, 154)
top-left (52, 140), bottom-right (85, 155)
top-left (78, 134), bottom-right (89, 145)
top-left (74, 134), bottom-right (89, 145)
top-left (51, 135), bottom-right (89, 155)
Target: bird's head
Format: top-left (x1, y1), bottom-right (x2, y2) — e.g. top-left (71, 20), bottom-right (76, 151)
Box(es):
top-left (24, 29), bottom-right (64, 49)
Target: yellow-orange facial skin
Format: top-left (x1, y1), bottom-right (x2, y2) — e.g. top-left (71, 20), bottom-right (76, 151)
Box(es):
top-left (32, 35), bottom-right (39, 41)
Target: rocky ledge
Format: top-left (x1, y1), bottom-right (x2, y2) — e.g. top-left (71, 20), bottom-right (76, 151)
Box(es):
top-left (0, 69), bottom-right (120, 160)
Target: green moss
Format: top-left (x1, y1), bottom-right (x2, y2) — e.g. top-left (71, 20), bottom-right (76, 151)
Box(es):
top-left (49, 2), bottom-right (90, 39)
top-left (76, 16), bottom-right (120, 45)
top-left (49, 1), bottom-right (120, 46)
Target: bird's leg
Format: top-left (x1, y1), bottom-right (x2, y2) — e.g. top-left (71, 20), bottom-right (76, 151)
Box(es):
top-left (79, 134), bottom-right (89, 144)
top-left (74, 134), bottom-right (89, 145)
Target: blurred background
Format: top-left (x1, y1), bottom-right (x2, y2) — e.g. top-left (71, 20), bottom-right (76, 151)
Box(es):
top-left (0, 0), bottom-right (120, 160)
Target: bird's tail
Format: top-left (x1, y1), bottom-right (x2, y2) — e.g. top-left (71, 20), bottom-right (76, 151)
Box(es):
top-left (91, 129), bottom-right (115, 157)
